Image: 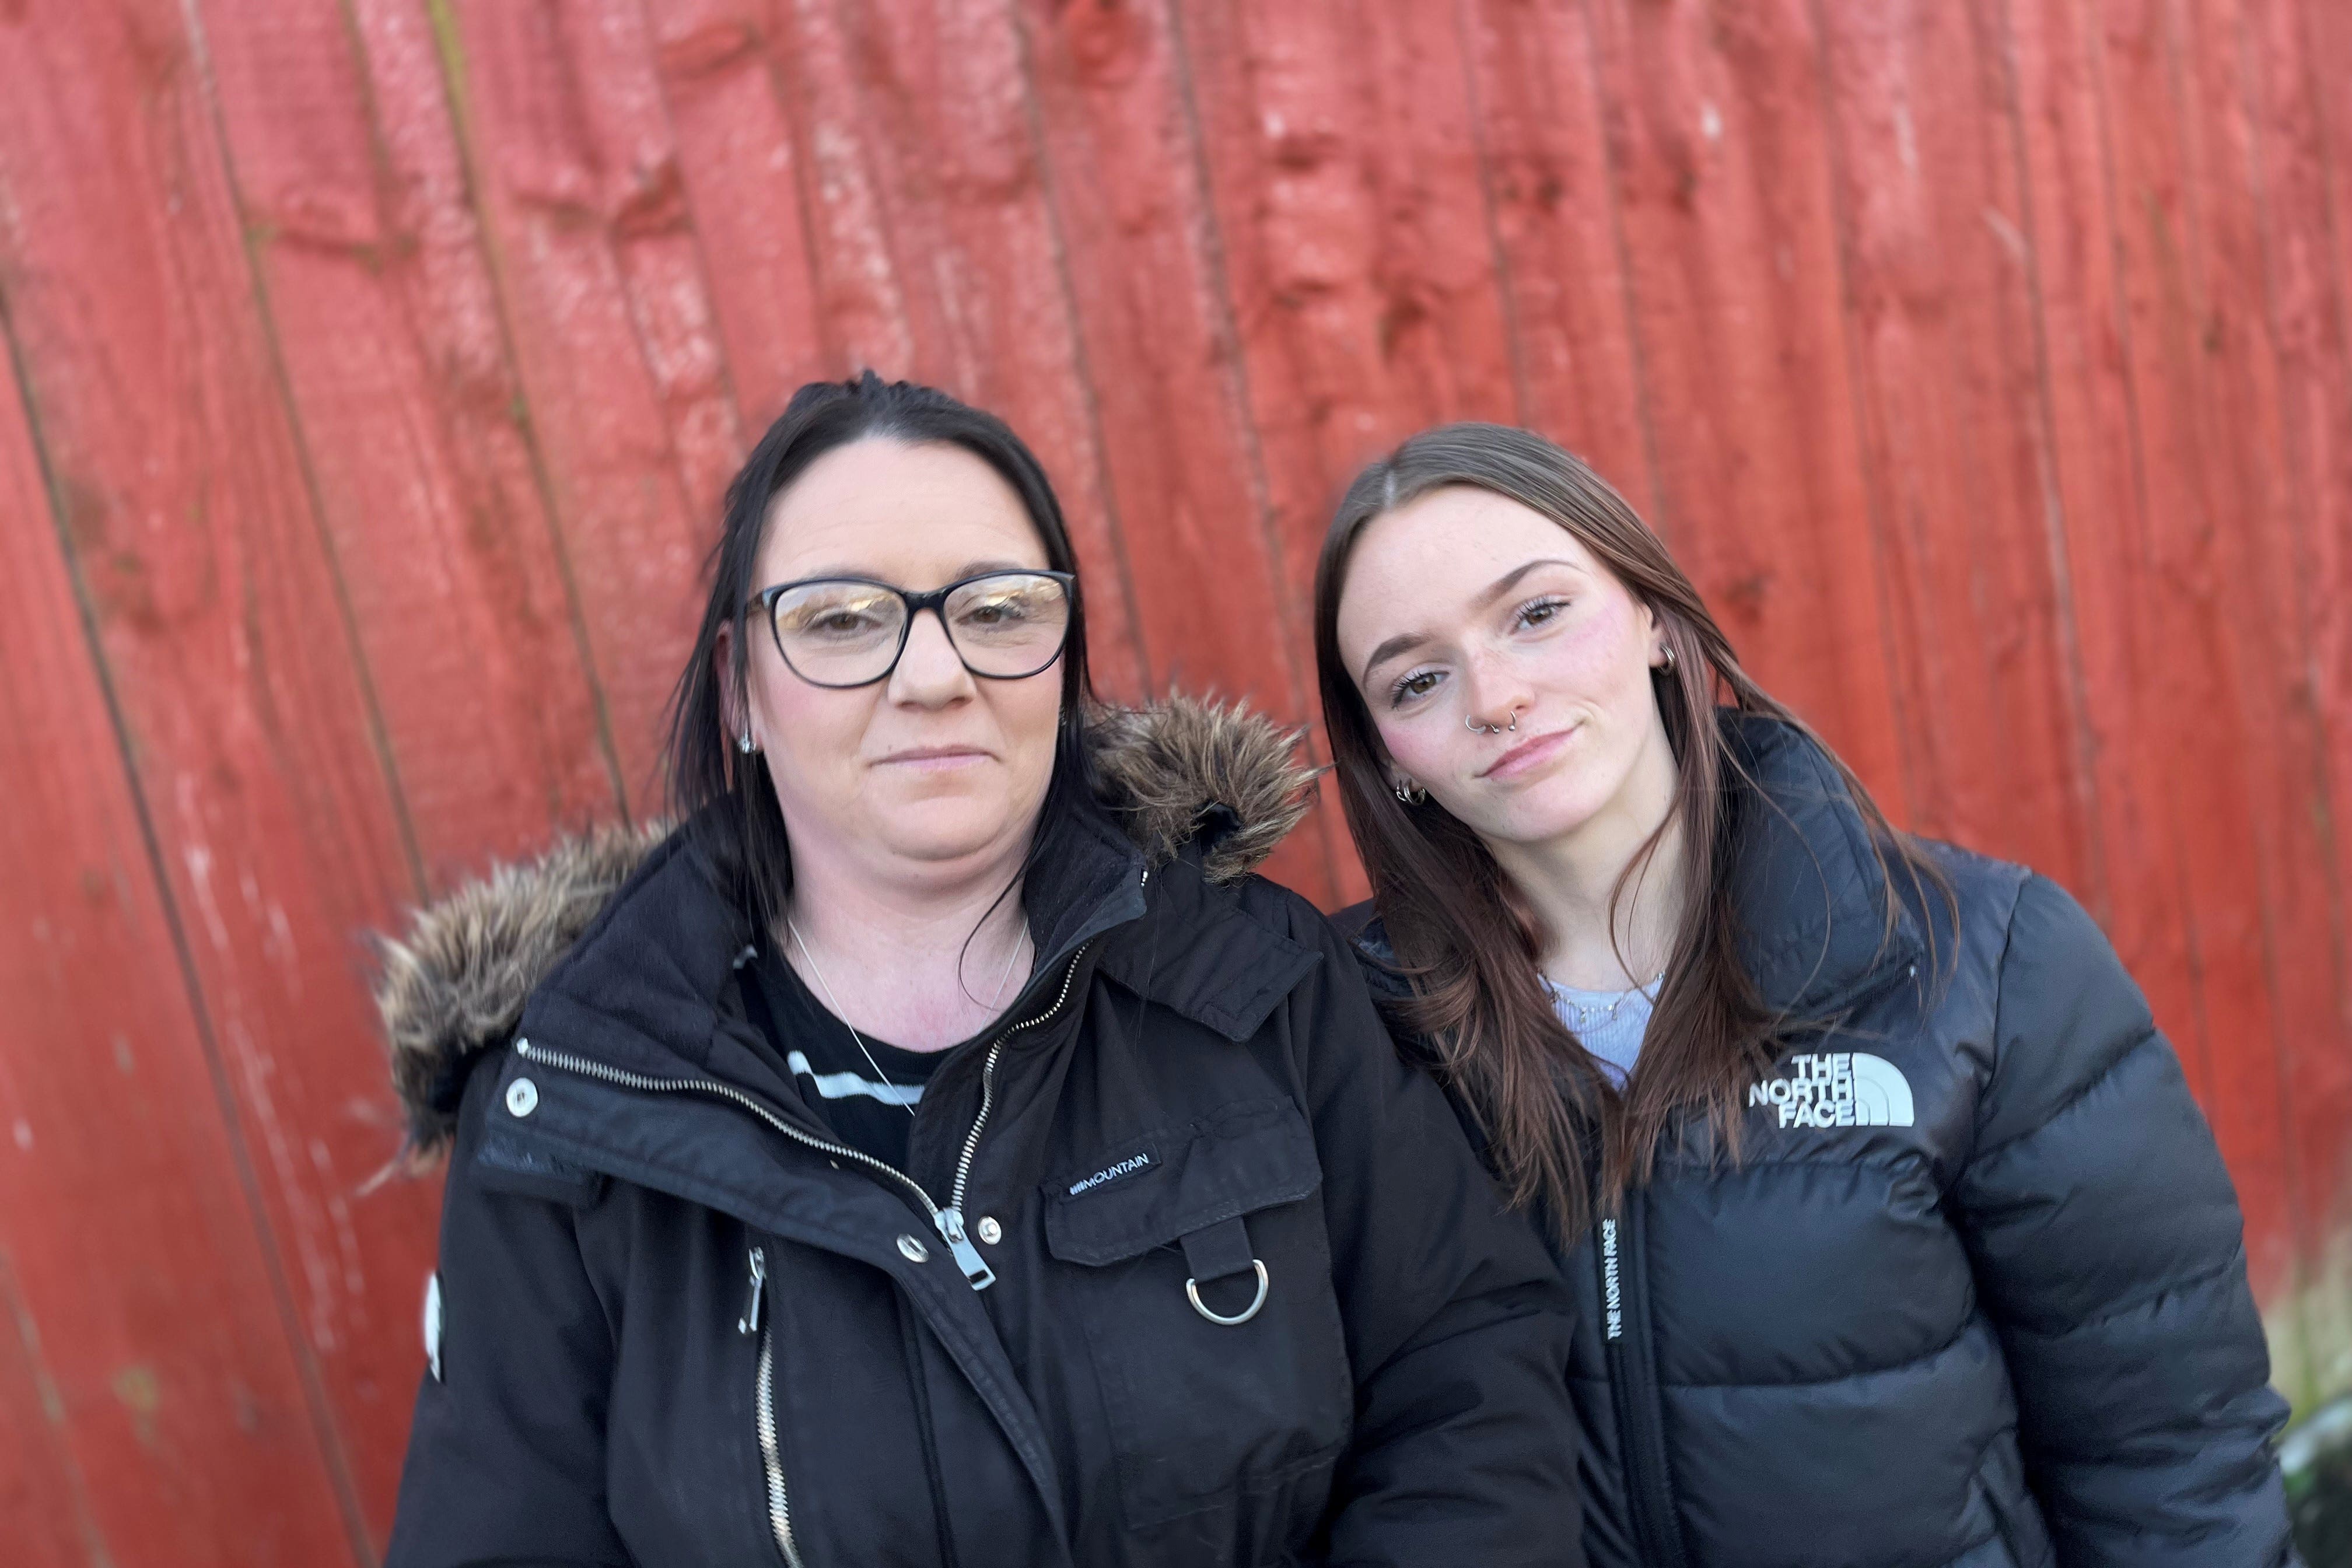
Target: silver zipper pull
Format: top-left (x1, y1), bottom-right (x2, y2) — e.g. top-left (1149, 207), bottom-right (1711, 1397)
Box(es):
top-left (934, 1208), bottom-right (996, 1290)
top-left (739, 1245), bottom-right (768, 1335)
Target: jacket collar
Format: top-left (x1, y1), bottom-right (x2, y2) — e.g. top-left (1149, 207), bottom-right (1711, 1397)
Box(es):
top-left (377, 696), bottom-right (1321, 1162)
top-left (1720, 713), bottom-right (1922, 1018)
top-left (1353, 712), bottom-right (1922, 1020)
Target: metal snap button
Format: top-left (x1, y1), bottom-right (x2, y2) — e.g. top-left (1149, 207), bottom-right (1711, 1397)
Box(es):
top-left (897, 1234), bottom-right (929, 1264)
top-left (976, 1216), bottom-right (1003, 1245)
top-left (505, 1078), bottom-right (539, 1118)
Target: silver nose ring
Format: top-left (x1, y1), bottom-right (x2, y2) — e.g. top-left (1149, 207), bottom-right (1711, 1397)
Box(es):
top-left (1466, 712), bottom-right (1518, 736)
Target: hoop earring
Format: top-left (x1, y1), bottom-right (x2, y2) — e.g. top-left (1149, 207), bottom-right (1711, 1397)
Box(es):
top-left (1660, 645), bottom-right (1678, 671)
top-left (1394, 780), bottom-right (1427, 806)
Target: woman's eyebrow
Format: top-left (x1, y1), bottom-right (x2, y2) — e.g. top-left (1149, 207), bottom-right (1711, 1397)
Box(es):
top-left (1361, 630), bottom-right (1432, 685)
top-left (1473, 558), bottom-right (1580, 609)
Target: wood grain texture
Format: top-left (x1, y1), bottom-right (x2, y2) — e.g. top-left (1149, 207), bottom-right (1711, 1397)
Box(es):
top-left (642, 0), bottom-right (836, 429)
top-left (1811, 0), bottom-right (2096, 891)
top-left (1458, 0), bottom-right (1667, 518)
top-left (766, 0), bottom-right (1152, 702)
top-left (0, 335), bottom-right (365, 1568)
top-left (1017, 0), bottom-right (1338, 899)
top-left (424, 0), bottom-right (744, 803)
top-left (1580, 0), bottom-right (1912, 807)
top-left (0, 0), bottom-right (440, 1552)
top-left (1173, 0), bottom-right (1520, 600)
top-left (1, 0), bottom-right (2348, 1553)
top-left (2080, 0), bottom-right (2300, 1295)
top-left (1997, 0), bottom-right (2211, 1094)
top-left (2276, 0), bottom-right (2352, 1395)
top-left (197, 0), bottom-right (624, 887)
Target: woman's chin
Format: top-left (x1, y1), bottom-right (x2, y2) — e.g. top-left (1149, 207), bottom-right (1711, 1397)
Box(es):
top-left (1462, 776), bottom-right (1614, 849)
top-left (869, 803), bottom-right (1035, 869)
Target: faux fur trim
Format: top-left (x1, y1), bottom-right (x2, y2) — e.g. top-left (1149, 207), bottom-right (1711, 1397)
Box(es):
top-left (1084, 697), bottom-right (1316, 888)
top-left (373, 821), bottom-right (666, 1175)
top-left (374, 696), bottom-right (1316, 1164)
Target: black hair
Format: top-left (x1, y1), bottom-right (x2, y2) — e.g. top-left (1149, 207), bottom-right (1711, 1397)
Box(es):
top-left (666, 371), bottom-right (1094, 932)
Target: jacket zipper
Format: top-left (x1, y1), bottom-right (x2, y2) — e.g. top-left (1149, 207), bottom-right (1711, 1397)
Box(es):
top-left (743, 1248), bottom-right (807, 1568)
top-left (732, 947), bottom-right (1089, 1566)
top-left (1599, 1206), bottom-right (1685, 1567)
top-left (511, 942), bottom-right (1089, 1292)
top-left (937, 934), bottom-right (1087, 1268)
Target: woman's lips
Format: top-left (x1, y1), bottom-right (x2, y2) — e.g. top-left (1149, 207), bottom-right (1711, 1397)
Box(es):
top-left (874, 747), bottom-right (992, 771)
top-left (1479, 726), bottom-right (1574, 780)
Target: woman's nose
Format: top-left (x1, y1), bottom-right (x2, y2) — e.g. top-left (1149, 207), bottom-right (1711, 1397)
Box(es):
top-left (1457, 649), bottom-right (1527, 734)
top-left (888, 608), bottom-right (974, 705)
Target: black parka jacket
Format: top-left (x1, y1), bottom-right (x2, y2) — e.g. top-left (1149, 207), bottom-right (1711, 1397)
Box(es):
top-left (377, 700), bottom-right (1580, 1568)
top-left (1354, 715), bottom-right (2297, 1568)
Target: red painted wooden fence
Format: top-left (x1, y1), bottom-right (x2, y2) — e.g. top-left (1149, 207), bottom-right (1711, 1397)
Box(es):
top-left (2, 1), bottom-right (2348, 1559)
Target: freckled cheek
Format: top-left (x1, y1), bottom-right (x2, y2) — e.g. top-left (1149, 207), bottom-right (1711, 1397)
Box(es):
top-left (1520, 614), bottom-right (1634, 699)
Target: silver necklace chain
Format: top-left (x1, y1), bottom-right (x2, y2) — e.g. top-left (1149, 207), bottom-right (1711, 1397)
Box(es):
top-left (1549, 971), bottom-right (1665, 1033)
top-left (784, 913), bottom-right (1029, 1118)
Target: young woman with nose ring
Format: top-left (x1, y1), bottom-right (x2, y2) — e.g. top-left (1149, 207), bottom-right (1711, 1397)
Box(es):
top-left (374, 377), bottom-right (1581, 1568)
top-left (1315, 422), bottom-right (2297, 1568)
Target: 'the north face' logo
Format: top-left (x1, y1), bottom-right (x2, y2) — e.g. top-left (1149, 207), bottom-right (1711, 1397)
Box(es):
top-left (1750, 1051), bottom-right (1915, 1129)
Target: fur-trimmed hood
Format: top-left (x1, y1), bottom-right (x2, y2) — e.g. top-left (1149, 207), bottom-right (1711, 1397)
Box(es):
top-left (374, 697), bottom-right (1317, 1164)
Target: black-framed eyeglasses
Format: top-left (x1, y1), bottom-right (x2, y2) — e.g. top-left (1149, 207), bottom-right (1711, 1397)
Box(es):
top-left (748, 569), bottom-right (1076, 689)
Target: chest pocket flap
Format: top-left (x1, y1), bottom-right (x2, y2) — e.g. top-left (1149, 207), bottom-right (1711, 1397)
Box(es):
top-left (1044, 1097), bottom-right (1320, 1266)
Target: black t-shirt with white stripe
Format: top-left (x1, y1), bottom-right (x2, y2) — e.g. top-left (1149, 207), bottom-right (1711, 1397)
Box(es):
top-left (741, 945), bottom-right (951, 1172)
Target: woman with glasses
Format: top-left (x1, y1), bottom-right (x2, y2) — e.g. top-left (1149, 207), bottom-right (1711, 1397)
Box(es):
top-left (376, 374), bottom-right (1580, 1568)
top-left (1314, 422), bottom-right (2297, 1568)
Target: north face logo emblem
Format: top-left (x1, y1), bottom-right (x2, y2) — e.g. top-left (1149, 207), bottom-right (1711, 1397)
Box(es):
top-left (1750, 1051), bottom-right (1915, 1129)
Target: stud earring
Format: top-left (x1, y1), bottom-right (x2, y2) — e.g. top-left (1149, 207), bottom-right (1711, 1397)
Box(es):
top-left (737, 732), bottom-right (756, 755)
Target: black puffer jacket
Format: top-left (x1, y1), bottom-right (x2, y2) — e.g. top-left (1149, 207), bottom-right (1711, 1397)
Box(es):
top-left (1353, 715), bottom-right (2296, 1568)
top-left (377, 700), bottom-right (1579, 1568)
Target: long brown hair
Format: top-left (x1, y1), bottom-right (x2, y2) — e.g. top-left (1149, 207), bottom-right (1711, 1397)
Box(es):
top-left (1313, 423), bottom-right (1939, 1244)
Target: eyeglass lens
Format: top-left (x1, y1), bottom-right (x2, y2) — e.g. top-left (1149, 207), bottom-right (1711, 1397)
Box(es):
top-left (768, 572), bottom-right (1071, 687)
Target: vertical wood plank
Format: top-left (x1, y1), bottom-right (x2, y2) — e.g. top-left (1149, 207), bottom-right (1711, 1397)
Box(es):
top-left (1170, 0), bottom-right (1521, 604)
top-left (2167, 0), bottom-right (2348, 1339)
top-left (2076, 0), bottom-right (2301, 1297)
top-left (1996, 0), bottom-right (2211, 1108)
top-left (0, 0), bottom-right (450, 1548)
top-left (640, 0), bottom-right (836, 428)
top-left (194, 0), bottom-right (625, 887)
top-left (1017, 0), bottom-right (1339, 900)
top-left (0, 228), bottom-right (367, 1568)
top-left (1576, 0), bottom-right (1911, 807)
top-left (1810, 0), bottom-right (2098, 889)
top-left (1457, 0), bottom-right (1668, 520)
top-left (0, 1254), bottom-right (98, 1568)
top-left (421, 0), bottom-right (746, 799)
top-left (744, 0), bottom-right (1153, 706)
top-left (2278, 0), bottom-right (2352, 1398)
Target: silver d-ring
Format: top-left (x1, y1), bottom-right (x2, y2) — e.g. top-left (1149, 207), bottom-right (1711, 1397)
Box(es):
top-left (1185, 1259), bottom-right (1269, 1326)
